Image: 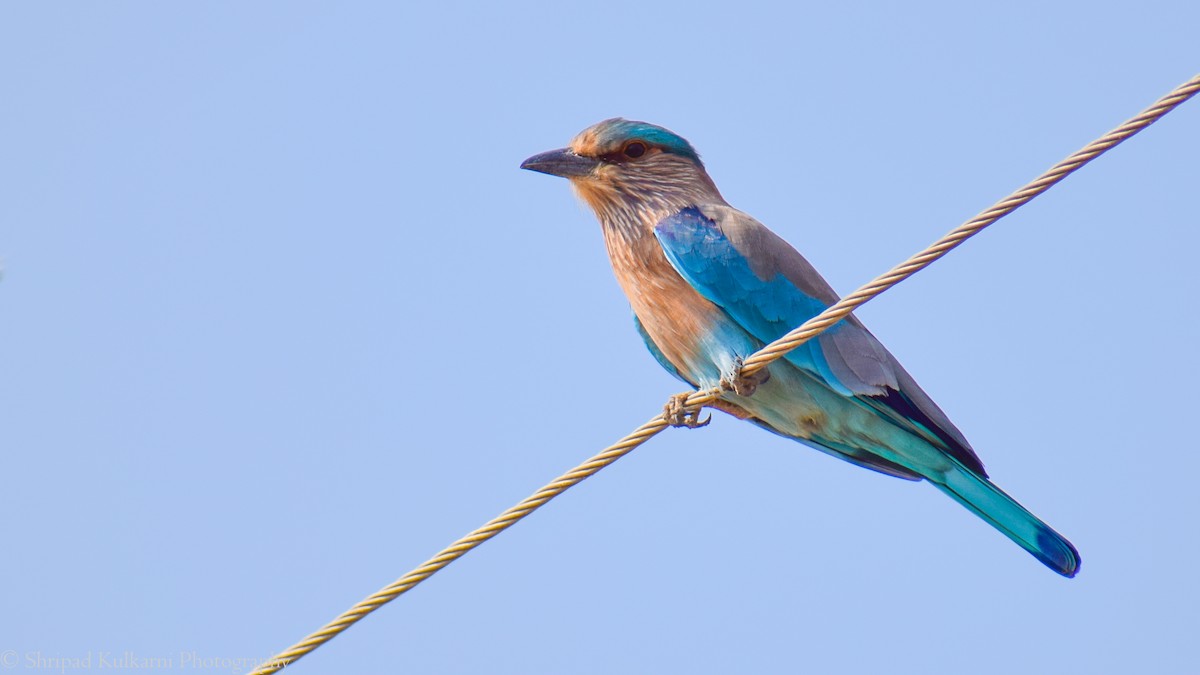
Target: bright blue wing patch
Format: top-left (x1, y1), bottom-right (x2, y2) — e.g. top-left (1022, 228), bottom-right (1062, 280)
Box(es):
top-left (653, 207), bottom-right (986, 475)
top-left (653, 207), bottom-right (856, 395)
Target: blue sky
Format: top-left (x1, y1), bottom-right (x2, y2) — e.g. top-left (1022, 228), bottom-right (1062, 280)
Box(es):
top-left (1, 2), bottom-right (1197, 673)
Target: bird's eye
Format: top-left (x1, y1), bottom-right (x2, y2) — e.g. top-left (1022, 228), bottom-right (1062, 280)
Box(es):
top-left (623, 142), bottom-right (647, 158)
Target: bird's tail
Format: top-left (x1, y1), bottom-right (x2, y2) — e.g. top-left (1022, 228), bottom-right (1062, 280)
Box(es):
top-left (930, 462), bottom-right (1080, 577)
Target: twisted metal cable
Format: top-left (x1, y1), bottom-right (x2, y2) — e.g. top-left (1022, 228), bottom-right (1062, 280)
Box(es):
top-left (246, 73), bottom-right (1200, 675)
top-left (740, 73), bottom-right (1200, 378)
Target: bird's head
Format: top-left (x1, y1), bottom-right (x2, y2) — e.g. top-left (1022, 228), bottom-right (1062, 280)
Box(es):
top-left (521, 119), bottom-right (722, 219)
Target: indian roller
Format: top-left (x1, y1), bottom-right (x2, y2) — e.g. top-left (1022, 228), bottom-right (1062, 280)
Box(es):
top-left (521, 119), bottom-right (1080, 577)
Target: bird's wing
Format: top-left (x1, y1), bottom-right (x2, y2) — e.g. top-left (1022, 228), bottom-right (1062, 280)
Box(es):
top-left (654, 204), bottom-right (986, 476)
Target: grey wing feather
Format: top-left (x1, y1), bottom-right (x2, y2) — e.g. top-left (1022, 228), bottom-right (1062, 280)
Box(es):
top-left (698, 203), bottom-right (982, 472)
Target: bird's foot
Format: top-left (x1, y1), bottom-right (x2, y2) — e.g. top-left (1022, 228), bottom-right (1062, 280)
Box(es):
top-left (663, 393), bottom-right (711, 429)
top-left (720, 360), bottom-right (770, 397)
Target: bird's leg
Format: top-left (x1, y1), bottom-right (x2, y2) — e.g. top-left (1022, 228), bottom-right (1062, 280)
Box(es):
top-left (663, 392), bottom-right (711, 429)
top-left (720, 359), bottom-right (770, 397)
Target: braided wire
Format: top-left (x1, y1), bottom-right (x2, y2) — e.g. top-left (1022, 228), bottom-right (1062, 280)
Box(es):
top-left (740, 74), bottom-right (1200, 376)
top-left (246, 73), bottom-right (1199, 675)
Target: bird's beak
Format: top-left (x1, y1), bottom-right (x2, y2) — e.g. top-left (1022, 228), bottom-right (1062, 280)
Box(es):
top-left (520, 147), bottom-right (599, 178)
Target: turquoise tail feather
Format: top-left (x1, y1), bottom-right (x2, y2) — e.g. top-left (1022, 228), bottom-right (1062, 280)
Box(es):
top-left (931, 462), bottom-right (1080, 577)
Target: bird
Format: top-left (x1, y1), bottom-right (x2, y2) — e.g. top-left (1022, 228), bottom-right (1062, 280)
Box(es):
top-left (521, 118), bottom-right (1080, 577)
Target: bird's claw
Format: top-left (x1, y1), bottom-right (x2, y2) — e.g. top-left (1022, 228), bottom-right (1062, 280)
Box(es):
top-left (663, 393), bottom-right (711, 429)
top-left (720, 360), bottom-right (770, 397)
